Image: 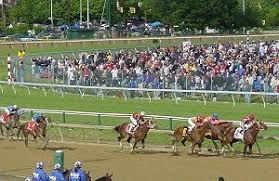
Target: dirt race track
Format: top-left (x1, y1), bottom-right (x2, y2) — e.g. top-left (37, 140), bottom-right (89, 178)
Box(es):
top-left (0, 138), bottom-right (279, 181)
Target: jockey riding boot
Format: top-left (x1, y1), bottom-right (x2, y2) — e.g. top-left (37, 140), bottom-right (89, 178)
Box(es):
top-left (8, 117), bottom-right (14, 129)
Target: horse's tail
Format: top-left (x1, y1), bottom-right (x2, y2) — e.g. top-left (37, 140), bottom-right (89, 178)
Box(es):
top-left (114, 125), bottom-right (121, 133)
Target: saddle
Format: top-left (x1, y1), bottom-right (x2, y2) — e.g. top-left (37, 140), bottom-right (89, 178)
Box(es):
top-left (234, 127), bottom-right (245, 141)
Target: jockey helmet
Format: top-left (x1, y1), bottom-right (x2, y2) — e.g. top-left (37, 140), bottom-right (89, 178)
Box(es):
top-left (140, 111), bottom-right (145, 116)
top-left (249, 113), bottom-right (254, 120)
top-left (74, 161), bottom-right (82, 168)
top-left (212, 112), bottom-right (218, 119)
top-left (13, 105), bottom-right (18, 109)
top-left (36, 161), bottom-right (44, 169)
top-left (54, 163), bottom-right (61, 170)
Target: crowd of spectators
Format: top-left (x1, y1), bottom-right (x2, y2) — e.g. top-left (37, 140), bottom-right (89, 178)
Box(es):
top-left (22, 40), bottom-right (279, 95)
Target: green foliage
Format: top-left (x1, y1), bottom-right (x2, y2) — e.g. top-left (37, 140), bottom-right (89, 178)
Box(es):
top-left (4, 23), bottom-right (29, 35)
top-left (2, 0), bottom-right (279, 32)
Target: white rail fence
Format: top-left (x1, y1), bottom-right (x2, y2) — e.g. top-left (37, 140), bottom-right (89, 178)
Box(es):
top-left (1, 106), bottom-right (279, 129)
top-left (1, 81), bottom-right (279, 108)
top-left (0, 33), bottom-right (279, 45)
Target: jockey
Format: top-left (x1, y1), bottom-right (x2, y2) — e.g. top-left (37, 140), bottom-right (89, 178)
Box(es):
top-left (240, 113), bottom-right (255, 131)
top-left (204, 112), bottom-right (220, 125)
top-left (4, 105), bottom-right (19, 128)
top-left (32, 112), bottom-right (43, 126)
top-left (128, 111), bottom-right (145, 134)
top-left (32, 161), bottom-right (49, 181)
top-left (49, 163), bottom-right (65, 181)
top-left (188, 115), bottom-right (204, 133)
top-left (69, 161), bottom-right (86, 181)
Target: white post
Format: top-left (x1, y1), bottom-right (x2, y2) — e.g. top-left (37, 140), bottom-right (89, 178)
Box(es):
top-left (80, 0), bottom-right (83, 24)
top-left (50, 0), bottom-right (54, 28)
top-left (86, 0), bottom-right (90, 29)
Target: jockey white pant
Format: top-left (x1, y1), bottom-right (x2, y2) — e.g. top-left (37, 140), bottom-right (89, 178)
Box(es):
top-left (188, 118), bottom-right (195, 132)
top-left (130, 115), bottom-right (138, 125)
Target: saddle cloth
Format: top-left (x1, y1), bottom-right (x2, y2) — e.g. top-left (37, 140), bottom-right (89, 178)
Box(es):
top-left (0, 113), bottom-right (10, 126)
top-left (234, 127), bottom-right (244, 141)
top-left (26, 121), bottom-right (38, 132)
top-left (126, 123), bottom-right (136, 133)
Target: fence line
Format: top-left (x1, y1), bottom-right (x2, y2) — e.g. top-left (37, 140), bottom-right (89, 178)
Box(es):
top-left (1, 34), bottom-right (279, 45)
top-left (1, 81), bottom-right (279, 96)
top-left (1, 106), bottom-right (279, 128)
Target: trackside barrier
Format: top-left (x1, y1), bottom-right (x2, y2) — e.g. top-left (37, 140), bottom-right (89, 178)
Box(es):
top-left (0, 107), bottom-right (279, 129)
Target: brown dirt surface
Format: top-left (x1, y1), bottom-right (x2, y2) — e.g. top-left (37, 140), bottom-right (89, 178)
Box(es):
top-left (0, 138), bottom-right (279, 181)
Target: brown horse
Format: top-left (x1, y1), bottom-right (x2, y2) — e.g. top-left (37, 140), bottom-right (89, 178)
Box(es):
top-left (172, 126), bottom-right (189, 153)
top-left (95, 173), bottom-right (113, 181)
top-left (17, 116), bottom-right (52, 148)
top-left (63, 169), bottom-right (91, 181)
top-left (114, 118), bottom-right (156, 152)
top-left (242, 121), bottom-right (268, 156)
top-left (0, 110), bottom-right (24, 138)
top-left (204, 121), bottom-right (234, 154)
top-left (172, 121), bottom-right (227, 154)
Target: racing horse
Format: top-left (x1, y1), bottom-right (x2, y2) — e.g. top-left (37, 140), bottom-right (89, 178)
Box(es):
top-left (95, 173), bottom-right (113, 181)
top-left (224, 121), bottom-right (268, 156)
top-left (172, 121), bottom-right (215, 154)
top-left (0, 110), bottom-right (25, 138)
top-left (17, 116), bottom-right (52, 148)
top-left (114, 117), bottom-right (156, 152)
top-left (204, 121), bottom-right (234, 155)
top-left (172, 120), bottom-right (227, 154)
top-left (63, 169), bottom-right (91, 181)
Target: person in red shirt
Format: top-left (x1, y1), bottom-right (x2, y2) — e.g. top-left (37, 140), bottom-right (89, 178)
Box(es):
top-left (240, 113), bottom-right (255, 131)
top-left (127, 111), bottom-right (145, 134)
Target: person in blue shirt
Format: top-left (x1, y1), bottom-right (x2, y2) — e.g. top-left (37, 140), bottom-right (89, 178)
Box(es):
top-left (49, 163), bottom-right (65, 181)
top-left (32, 112), bottom-right (43, 126)
top-left (4, 105), bottom-right (19, 128)
top-left (32, 161), bottom-right (49, 181)
top-left (69, 161), bottom-right (86, 181)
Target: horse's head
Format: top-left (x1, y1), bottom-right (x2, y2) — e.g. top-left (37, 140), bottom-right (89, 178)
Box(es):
top-left (258, 121), bottom-right (268, 131)
top-left (41, 116), bottom-right (53, 128)
top-left (95, 173), bottom-right (113, 181)
top-left (147, 117), bottom-right (156, 129)
top-left (63, 169), bottom-right (71, 179)
top-left (86, 170), bottom-right (92, 181)
top-left (202, 121), bottom-right (213, 130)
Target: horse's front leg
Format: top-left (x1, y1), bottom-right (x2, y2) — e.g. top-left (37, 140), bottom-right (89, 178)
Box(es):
top-left (130, 140), bottom-right (139, 153)
top-left (212, 140), bottom-right (219, 154)
top-left (248, 144), bottom-right (253, 155)
top-left (172, 139), bottom-right (178, 153)
top-left (38, 132), bottom-right (48, 149)
top-left (141, 139), bottom-right (145, 149)
top-left (243, 145), bottom-right (248, 156)
top-left (127, 136), bottom-right (133, 147)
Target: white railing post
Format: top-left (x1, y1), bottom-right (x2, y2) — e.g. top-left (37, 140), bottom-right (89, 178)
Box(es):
top-left (25, 86), bottom-right (31, 95)
top-left (231, 95), bottom-right (236, 107)
top-left (201, 93), bottom-right (206, 105)
top-left (0, 84), bottom-right (3, 94)
top-left (262, 96), bottom-right (266, 108)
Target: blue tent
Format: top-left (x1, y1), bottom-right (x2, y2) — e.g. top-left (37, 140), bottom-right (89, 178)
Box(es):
top-left (150, 21), bottom-right (162, 27)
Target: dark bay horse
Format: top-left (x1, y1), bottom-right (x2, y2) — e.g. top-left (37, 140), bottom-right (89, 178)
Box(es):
top-left (95, 173), bottom-right (113, 181)
top-left (114, 118), bottom-right (156, 152)
top-left (63, 169), bottom-right (91, 181)
top-left (204, 121), bottom-right (234, 154)
top-left (0, 110), bottom-right (24, 138)
top-left (17, 116), bottom-right (52, 148)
